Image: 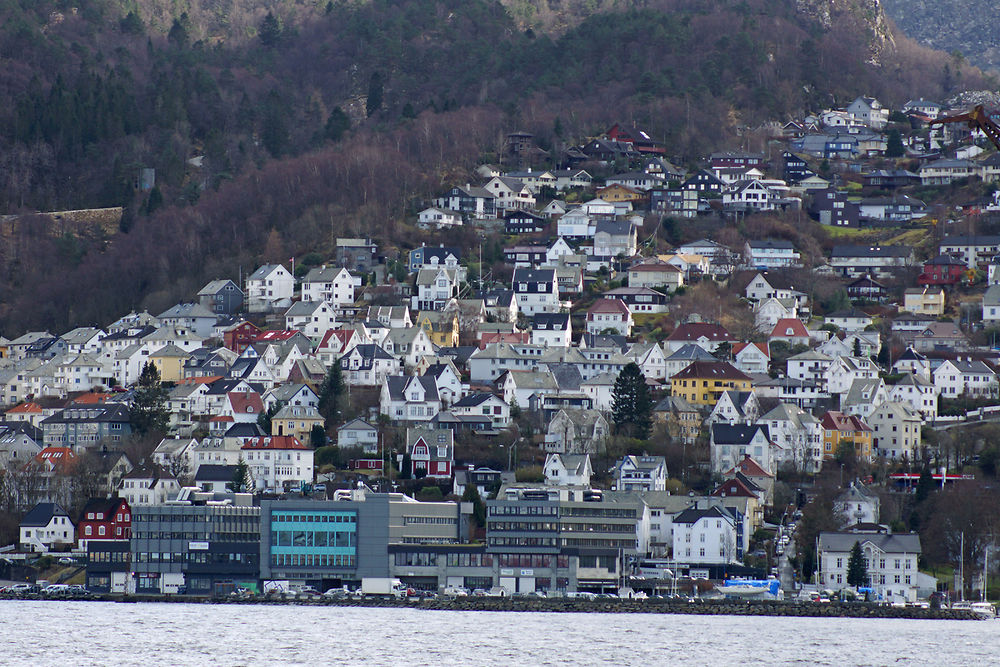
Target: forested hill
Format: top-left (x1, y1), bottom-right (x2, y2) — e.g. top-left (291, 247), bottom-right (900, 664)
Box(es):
top-left (0, 0), bottom-right (993, 334)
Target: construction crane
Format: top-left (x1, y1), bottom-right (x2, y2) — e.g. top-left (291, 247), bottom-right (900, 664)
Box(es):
top-left (929, 105), bottom-right (1000, 151)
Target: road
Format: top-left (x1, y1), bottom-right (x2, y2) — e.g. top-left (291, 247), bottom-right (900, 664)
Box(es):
top-left (778, 528), bottom-right (797, 596)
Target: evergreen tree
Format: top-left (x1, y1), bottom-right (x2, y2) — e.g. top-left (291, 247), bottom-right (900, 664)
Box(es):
top-left (318, 363), bottom-right (345, 426)
top-left (168, 14), bottom-right (190, 48)
top-left (366, 72), bottom-right (384, 117)
top-left (847, 540), bottom-right (868, 587)
top-left (129, 361), bottom-right (168, 436)
top-left (461, 484), bottom-right (486, 530)
top-left (228, 456), bottom-right (253, 493)
top-left (886, 129), bottom-right (905, 158)
top-left (611, 362), bottom-right (652, 439)
top-left (915, 467), bottom-right (935, 504)
top-left (261, 91), bottom-right (290, 158)
top-left (324, 106), bottom-right (350, 142)
top-left (853, 337), bottom-right (862, 357)
top-left (258, 401), bottom-right (284, 435)
top-left (310, 424), bottom-right (327, 449)
top-left (258, 12), bottom-right (283, 47)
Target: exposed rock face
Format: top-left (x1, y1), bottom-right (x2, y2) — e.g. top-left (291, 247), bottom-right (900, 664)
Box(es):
top-left (881, 0), bottom-right (1000, 73)
top-left (795, 0), bottom-right (895, 64)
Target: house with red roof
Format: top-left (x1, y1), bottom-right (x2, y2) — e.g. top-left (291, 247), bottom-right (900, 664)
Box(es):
top-left (586, 298), bottom-right (633, 336)
top-left (225, 390), bottom-right (265, 424)
top-left (316, 328), bottom-right (366, 366)
top-left (724, 454), bottom-right (775, 505)
top-left (820, 411), bottom-right (873, 461)
top-left (769, 318), bottom-right (810, 347)
top-left (732, 342), bottom-right (770, 375)
top-left (663, 322), bottom-right (735, 353)
top-left (4, 401), bottom-right (49, 428)
top-left (241, 435), bottom-right (314, 492)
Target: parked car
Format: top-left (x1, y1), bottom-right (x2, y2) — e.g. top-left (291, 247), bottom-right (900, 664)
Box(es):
top-left (443, 586), bottom-right (469, 597)
top-left (8, 583), bottom-right (37, 595)
top-left (43, 584), bottom-right (71, 596)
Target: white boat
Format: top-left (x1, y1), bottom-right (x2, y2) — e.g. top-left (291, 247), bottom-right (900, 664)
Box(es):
top-left (715, 579), bottom-right (780, 598)
top-left (951, 601), bottom-right (997, 619)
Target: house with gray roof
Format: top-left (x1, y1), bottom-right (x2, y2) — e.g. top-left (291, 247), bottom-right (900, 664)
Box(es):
top-left (817, 528), bottom-right (924, 603)
top-left (197, 279), bottom-right (243, 316)
top-left (157, 302), bottom-right (218, 338)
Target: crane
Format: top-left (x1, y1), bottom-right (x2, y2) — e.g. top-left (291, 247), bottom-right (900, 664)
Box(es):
top-left (928, 105), bottom-right (1000, 151)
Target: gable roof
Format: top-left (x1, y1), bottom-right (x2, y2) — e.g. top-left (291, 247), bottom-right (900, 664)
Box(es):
top-left (21, 502), bottom-right (72, 527)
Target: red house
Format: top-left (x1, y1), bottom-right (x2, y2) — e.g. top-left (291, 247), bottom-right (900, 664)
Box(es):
top-left (77, 497), bottom-right (131, 549)
top-left (917, 254), bottom-right (967, 285)
top-left (223, 321), bottom-right (261, 353)
top-left (407, 429), bottom-right (454, 480)
top-left (605, 123), bottom-right (665, 154)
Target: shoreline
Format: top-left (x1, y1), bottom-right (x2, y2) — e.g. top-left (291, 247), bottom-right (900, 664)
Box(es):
top-left (0, 594), bottom-right (985, 620)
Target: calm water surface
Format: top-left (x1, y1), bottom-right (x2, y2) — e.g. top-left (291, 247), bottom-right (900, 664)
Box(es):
top-left (1, 601), bottom-right (996, 666)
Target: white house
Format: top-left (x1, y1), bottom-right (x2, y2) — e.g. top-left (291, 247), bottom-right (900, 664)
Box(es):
top-left (340, 344), bottom-right (401, 387)
top-left (868, 402), bottom-right (922, 460)
top-left (544, 453), bottom-right (593, 486)
top-left (450, 392), bottom-right (510, 428)
top-left (119, 465), bottom-right (181, 506)
top-left (732, 343), bottom-right (770, 375)
top-left (818, 531), bottom-right (922, 603)
top-left (19, 502), bottom-right (74, 552)
top-left (484, 176), bottom-right (536, 211)
top-left (417, 207), bottom-right (462, 229)
top-left (586, 299), bottom-right (633, 336)
top-left (615, 455), bottom-right (667, 492)
top-left (531, 313), bottom-right (572, 348)
top-left (380, 376), bottom-right (441, 422)
top-left (834, 482), bottom-right (880, 526)
top-left (744, 239), bottom-right (800, 269)
top-left (337, 418), bottom-right (379, 453)
top-left (933, 359), bottom-right (998, 399)
top-left (241, 435), bottom-right (314, 492)
top-left (246, 264), bottom-right (294, 312)
top-left (284, 300), bottom-right (337, 341)
top-left (672, 504), bottom-right (740, 565)
top-left (886, 373), bottom-right (938, 421)
top-left (301, 266), bottom-right (355, 306)
top-left (512, 268), bottom-right (561, 316)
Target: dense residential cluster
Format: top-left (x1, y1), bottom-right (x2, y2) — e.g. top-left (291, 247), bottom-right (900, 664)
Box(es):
top-left (3, 96), bottom-right (1000, 605)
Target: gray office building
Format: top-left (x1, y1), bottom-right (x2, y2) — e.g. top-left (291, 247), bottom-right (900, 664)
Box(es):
top-left (131, 499), bottom-right (260, 595)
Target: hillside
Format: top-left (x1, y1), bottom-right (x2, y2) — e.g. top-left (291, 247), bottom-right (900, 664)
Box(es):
top-left (881, 0), bottom-right (1000, 74)
top-left (0, 0), bottom-right (994, 335)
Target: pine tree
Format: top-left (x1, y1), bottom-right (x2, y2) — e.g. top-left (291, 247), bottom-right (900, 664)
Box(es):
top-left (258, 12), bottom-right (283, 47)
top-left (129, 361), bottom-right (168, 436)
top-left (847, 540), bottom-right (868, 587)
top-left (258, 401), bottom-right (284, 435)
top-left (324, 106), bottom-right (350, 142)
top-left (229, 456), bottom-right (253, 493)
top-left (886, 129), bottom-right (905, 158)
top-left (611, 362), bottom-right (652, 440)
top-left (318, 363), bottom-right (344, 426)
top-left (366, 72), bottom-right (384, 117)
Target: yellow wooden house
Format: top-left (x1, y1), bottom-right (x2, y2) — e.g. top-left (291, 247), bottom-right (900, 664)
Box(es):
top-left (415, 310), bottom-right (459, 348)
top-left (669, 361), bottom-right (752, 407)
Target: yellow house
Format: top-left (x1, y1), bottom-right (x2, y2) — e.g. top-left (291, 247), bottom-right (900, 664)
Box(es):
top-left (670, 361), bottom-right (752, 407)
top-left (149, 344), bottom-right (190, 383)
top-left (902, 286), bottom-right (945, 316)
top-left (272, 404), bottom-right (325, 442)
top-left (820, 411), bottom-right (873, 461)
top-left (416, 311), bottom-right (459, 348)
top-left (596, 183), bottom-right (645, 203)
